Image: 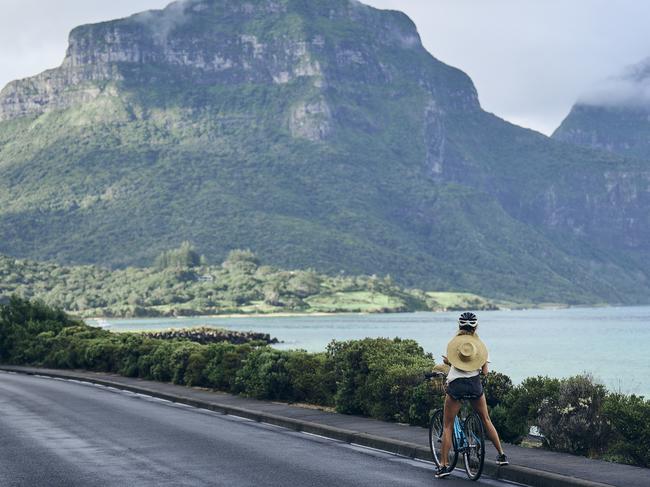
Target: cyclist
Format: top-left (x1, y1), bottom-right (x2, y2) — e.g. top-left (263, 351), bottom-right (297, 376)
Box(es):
top-left (435, 312), bottom-right (508, 478)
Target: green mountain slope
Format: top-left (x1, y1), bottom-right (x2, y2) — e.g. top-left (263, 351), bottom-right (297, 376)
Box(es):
top-left (1, 0), bottom-right (649, 304)
top-left (0, 249), bottom-right (502, 317)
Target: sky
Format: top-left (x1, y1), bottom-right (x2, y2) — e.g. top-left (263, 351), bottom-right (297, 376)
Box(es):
top-left (1, 0), bottom-right (650, 135)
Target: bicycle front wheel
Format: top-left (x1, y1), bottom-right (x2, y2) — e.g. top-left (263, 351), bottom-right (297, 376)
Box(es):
top-left (463, 412), bottom-right (485, 481)
top-left (428, 409), bottom-right (458, 469)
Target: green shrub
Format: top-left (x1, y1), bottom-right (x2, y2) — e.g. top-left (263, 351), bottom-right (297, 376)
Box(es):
top-left (168, 341), bottom-right (205, 385)
top-left (0, 296), bottom-right (83, 362)
top-left (489, 404), bottom-right (526, 443)
top-left (83, 338), bottom-right (119, 371)
top-left (203, 342), bottom-right (252, 391)
top-left (603, 393), bottom-right (650, 467)
top-left (147, 342), bottom-right (177, 382)
top-left (484, 371), bottom-right (513, 407)
top-left (235, 348), bottom-right (293, 400)
top-left (491, 375), bottom-right (561, 443)
top-left (117, 334), bottom-right (155, 377)
top-left (285, 351), bottom-right (335, 406)
top-left (185, 350), bottom-right (209, 386)
top-left (538, 374), bottom-right (612, 456)
top-left (327, 337), bottom-right (437, 424)
top-left (20, 331), bottom-right (57, 364)
top-left (405, 375), bottom-right (444, 426)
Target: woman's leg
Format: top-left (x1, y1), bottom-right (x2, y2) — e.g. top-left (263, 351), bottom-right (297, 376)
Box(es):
top-left (440, 394), bottom-right (462, 465)
top-left (470, 394), bottom-right (504, 454)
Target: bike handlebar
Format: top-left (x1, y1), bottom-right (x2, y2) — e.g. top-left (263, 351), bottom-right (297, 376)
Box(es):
top-left (424, 371), bottom-right (446, 380)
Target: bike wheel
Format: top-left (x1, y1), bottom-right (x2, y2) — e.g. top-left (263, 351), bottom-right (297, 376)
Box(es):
top-left (428, 409), bottom-right (458, 469)
top-left (463, 412), bottom-right (485, 481)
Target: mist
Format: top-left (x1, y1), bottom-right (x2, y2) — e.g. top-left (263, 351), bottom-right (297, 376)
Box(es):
top-left (132, 0), bottom-right (193, 41)
top-left (578, 59), bottom-right (650, 108)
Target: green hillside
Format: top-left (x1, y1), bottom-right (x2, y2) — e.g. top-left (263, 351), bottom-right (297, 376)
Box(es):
top-left (0, 247), bottom-right (503, 317)
top-left (0, 0), bottom-right (648, 304)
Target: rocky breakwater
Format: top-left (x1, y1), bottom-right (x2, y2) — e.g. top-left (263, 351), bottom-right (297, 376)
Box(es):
top-left (141, 326), bottom-right (279, 345)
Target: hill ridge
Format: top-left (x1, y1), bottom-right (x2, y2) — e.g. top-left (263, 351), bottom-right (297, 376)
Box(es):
top-left (1, 0), bottom-right (649, 304)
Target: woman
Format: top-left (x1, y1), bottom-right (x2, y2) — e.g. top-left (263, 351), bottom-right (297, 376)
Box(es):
top-left (435, 312), bottom-right (508, 479)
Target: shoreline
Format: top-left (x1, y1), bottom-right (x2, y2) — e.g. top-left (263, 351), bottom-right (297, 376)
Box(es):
top-left (84, 310), bottom-right (373, 321)
top-left (83, 302), bottom-right (621, 322)
top-left (202, 311), bottom-right (369, 319)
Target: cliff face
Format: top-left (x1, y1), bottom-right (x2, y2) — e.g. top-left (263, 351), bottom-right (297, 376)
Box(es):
top-left (0, 0), bottom-right (649, 303)
top-left (0, 0), bottom-right (477, 124)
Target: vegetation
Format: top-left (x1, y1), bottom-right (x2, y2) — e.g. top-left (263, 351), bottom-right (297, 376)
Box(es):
top-left (1, 297), bottom-right (649, 468)
top-left (1, 1), bottom-right (649, 306)
top-left (0, 247), bottom-right (499, 317)
top-left (426, 292), bottom-right (499, 311)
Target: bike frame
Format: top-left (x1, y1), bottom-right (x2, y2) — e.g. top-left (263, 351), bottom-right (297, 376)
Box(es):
top-left (453, 415), bottom-right (466, 451)
top-left (453, 412), bottom-right (480, 454)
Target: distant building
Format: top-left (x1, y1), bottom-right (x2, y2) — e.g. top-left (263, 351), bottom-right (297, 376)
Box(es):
top-left (198, 275), bottom-right (214, 282)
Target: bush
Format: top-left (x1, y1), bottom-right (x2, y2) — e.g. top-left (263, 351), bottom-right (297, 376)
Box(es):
top-left (0, 296), bottom-right (83, 362)
top-left (235, 348), bottom-right (293, 400)
top-left (603, 393), bottom-right (650, 467)
top-left (490, 404), bottom-right (525, 443)
top-left (83, 338), bottom-right (123, 372)
top-left (491, 375), bottom-right (561, 444)
top-left (285, 351), bottom-right (335, 406)
top-left (203, 342), bottom-right (252, 391)
top-left (538, 374), bottom-right (612, 456)
top-left (185, 350), bottom-right (209, 386)
top-left (117, 334), bottom-right (156, 377)
top-left (147, 342), bottom-right (177, 382)
top-left (168, 341), bottom-right (205, 385)
top-left (327, 337), bottom-right (437, 424)
top-left (484, 371), bottom-right (513, 407)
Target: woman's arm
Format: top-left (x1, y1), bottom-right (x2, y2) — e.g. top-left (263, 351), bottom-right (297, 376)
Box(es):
top-left (481, 362), bottom-right (489, 375)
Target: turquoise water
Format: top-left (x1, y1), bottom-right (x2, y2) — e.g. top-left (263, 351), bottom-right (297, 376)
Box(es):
top-left (102, 306), bottom-right (650, 397)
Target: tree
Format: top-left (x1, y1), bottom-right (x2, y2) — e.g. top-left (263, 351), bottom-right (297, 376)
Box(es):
top-left (222, 249), bottom-right (259, 274)
top-left (288, 270), bottom-right (321, 298)
top-left (154, 242), bottom-right (201, 269)
top-left (263, 283), bottom-right (282, 306)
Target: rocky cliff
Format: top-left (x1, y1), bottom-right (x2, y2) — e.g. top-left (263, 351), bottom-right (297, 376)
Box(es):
top-left (0, 0), bottom-right (477, 129)
top-left (1, 0), bottom-right (649, 303)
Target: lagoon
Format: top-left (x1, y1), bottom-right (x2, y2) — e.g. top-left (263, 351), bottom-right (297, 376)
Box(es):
top-left (103, 306), bottom-right (650, 397)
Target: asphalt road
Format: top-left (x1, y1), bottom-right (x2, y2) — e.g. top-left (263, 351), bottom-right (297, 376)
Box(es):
top-left (0, 372), bottom-right (513, 487)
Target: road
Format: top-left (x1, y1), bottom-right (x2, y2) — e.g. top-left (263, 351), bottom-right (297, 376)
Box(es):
top-left (0, 372), bottom-right (513, 486)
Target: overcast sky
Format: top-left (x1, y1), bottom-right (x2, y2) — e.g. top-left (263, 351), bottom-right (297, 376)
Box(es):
top-left (1, 0), bottom-right (650, 135)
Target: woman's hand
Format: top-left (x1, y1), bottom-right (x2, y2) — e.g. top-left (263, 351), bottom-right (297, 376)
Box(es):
top-left (442, 355), bottom-right (451, 366)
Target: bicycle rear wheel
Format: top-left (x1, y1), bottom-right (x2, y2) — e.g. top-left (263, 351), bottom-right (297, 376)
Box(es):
top-left (462, 412), bottom-right (485, 481)
top-left (428, 409), bottom-right (458, 469)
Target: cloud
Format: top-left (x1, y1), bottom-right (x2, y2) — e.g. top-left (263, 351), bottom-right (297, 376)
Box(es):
top-left (578, 58), bottom-right (650, 108)
top-left (132, 0), bottom-right (193, 41)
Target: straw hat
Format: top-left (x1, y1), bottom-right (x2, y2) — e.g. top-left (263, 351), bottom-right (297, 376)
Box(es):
top-left (446, 334), bottom-right (488, 371)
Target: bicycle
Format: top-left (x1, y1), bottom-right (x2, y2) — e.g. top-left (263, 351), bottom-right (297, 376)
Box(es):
top-left (425, 371), bottom-right (485, 481)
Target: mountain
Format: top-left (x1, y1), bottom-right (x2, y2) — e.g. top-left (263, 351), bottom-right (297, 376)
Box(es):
top-left (1, 0), bottom-right (649, 304)
top-left (553, 58), bottom-right (650, 159)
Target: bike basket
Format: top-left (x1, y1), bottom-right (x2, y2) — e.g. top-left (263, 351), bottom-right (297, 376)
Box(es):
top-left (430, 376), bottom-right (446, 394)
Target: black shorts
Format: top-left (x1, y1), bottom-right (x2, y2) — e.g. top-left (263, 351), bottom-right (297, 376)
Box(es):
top-left (446, 375), bottom-right (483, 401)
